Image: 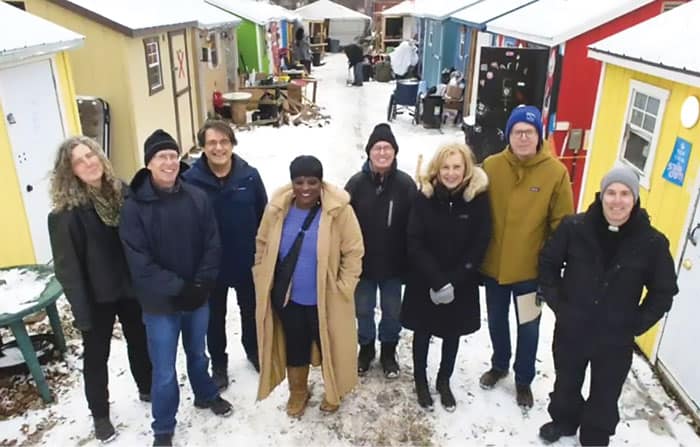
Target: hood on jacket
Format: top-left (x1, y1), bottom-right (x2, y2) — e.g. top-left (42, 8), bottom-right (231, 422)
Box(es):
top-left (417, 166), bottom-right (488, 202)
top-left (269, 182), bottom-right (351, 216)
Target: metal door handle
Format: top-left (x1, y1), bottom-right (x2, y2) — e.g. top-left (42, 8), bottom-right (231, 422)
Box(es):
top-left (689, 223), bottom-right (700, 246)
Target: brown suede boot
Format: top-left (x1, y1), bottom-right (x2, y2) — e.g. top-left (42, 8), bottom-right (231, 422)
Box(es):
top-left (286, 366), bottom-right (310, 417)
top-left (319, 395), bottom-right (339, 413)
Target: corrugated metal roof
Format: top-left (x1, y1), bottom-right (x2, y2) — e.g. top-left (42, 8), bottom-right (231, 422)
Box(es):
top-left (295, 0), bottom-right (370, 21)
top-left (0, 2), bottom-right (83, 61)
top-left (486, 0), bottom-right (655, 47)
top-left (206, 0), bottom-right (299, 25)
top-left (382, 0), bottom-right (481, 20)
top-left (589, 0), bottom-right (700, 79)
top-left (450, 0), bottom-right (537, 29)
top-left (52, 0), bottom-right (240, 34)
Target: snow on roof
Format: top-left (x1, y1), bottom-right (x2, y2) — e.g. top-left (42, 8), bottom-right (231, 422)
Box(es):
top-left (0, 2), bottom-right (83, 62)
top-left (486, 0), bottom-right (655, 47)
top-left (382, 0), bottom-right (480, 20)
top-left (206, 0), bottom-right (299, 26)
top-left (450, 0), bottom-right (537, 29)
top-left (589, 0), bottom-right (700, 84)
top-left (52, 0), bottom-right (241, 35)
top-left (295, 0), bottom-right (370, 22)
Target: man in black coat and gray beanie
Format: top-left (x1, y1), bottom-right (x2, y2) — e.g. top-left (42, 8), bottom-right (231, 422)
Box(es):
top-left (345, 123), bottom-right (417, 378)
top-left (120, 129), bottom-right (232, 447)
top-left (537, 165), bottom-right (678, 446)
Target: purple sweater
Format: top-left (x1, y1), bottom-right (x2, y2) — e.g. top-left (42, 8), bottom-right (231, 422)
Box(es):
top-left (279, 205), bottom-right (320, 306)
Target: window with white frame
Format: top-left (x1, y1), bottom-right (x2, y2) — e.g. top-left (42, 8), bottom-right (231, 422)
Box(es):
top-left (144, 37), bottom-right (163, 95)
top-left (618, 80), bottom-right (669, 188)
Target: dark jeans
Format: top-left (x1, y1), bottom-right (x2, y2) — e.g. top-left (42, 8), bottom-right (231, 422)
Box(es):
top-left (412, 330), bottom-right (459, 380)
top-left (483, 276), bottom-right (539, 385)
top-left (207, 280), bottom-right (257, 370)
top-left (548, 328), bottom-right (633, 444)
top-left (355, 278), bottom-right (402, 345)
top-left (81, 298), bottom-right (151, 418)
top-left (279, 301), bottom-right (320, 367)
top-left (143, 304), bottom-right (219, 435)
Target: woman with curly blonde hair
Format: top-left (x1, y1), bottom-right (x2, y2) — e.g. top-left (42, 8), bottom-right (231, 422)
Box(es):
top-left (400, 142), bottom-right (491, 412)
top-left (48, 136), bottom-right (151, 443)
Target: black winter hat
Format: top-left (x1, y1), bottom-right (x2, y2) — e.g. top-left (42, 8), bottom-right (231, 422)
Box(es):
top-left (365, 123), bottom-right (399, 155)
top-left (144, 129), bottom-right (180, 165)
top-left (290, 155), bottom-right (323, 180)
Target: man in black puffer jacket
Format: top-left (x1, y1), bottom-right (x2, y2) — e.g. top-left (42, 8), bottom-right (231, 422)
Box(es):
top-left (537, 166), bottom-right (678, 447)
top-left (345, 123), bottom-right (417, 379)
top-left (119, 129), bottom-right (232, 447)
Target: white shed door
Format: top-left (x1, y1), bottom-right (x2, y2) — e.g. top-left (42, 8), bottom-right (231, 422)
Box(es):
top-left (657, 189), bottom-right (700, 413)
top-left (0, 59), bottom-right (65, 263)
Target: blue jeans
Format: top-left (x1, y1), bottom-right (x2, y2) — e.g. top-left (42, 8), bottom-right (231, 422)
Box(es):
top-left (483, 276), bottom-right (540, 385)
top-left (143, 303), bottom-right (219, 435)
top-left (355, 278), bottom-right (402, 345)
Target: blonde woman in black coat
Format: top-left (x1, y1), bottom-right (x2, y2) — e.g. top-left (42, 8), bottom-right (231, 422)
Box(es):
top-left (401, 142), bottom-right (491, 411)
top-left (48, 136), bottom-right (152, 443)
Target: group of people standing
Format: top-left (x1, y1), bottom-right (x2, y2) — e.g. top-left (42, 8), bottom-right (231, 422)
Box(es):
top-left (47, 104), bottom-right (677, 447)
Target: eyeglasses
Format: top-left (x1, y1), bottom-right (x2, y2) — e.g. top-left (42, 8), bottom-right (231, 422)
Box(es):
top-left (152, 152), bottom-right (179, 162)
top-left (370, 144), bottom-right (394, 153)
top-left (511, 129), bottom-right (537, 139)
top-left (205, 138), bottom-right (232, 149)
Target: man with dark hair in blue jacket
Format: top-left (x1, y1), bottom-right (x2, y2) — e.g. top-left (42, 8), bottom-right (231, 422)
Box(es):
top-left (120, 129), bottom-right (232, 447)
top-left (183, 120), bottom-right (267, 388)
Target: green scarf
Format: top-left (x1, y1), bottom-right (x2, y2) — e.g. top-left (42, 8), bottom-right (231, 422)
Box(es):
top-left (87, 185), bottom-right (123, 227)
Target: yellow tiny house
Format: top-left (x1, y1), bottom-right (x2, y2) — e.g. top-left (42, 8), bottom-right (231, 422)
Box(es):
top-left (585, 1), bottom-right (700, 419)
top-left (23, 0), bottom-right (240, 178)
top-left (0, 2), bottom-right (83, 267)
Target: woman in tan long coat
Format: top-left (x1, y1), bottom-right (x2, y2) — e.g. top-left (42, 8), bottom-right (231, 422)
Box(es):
top-left (254, 156), bottom-right (364, 416)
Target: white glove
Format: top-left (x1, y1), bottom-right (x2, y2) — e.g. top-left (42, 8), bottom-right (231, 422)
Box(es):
top-left (429, 283), bottom-right (455, 305)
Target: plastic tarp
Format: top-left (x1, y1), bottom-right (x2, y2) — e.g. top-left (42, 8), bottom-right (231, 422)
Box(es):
top-left (390, 41), bottom-right (419, 76)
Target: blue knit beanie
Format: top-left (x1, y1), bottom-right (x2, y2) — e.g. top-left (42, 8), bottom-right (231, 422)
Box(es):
top-left (505, 105), bottom-right (543, 149)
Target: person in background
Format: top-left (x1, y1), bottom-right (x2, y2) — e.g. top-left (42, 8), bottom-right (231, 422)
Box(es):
top-left (538, 166), bottom-right (677, 446)
top-left (344, 43), bottom-right (365, 86)
top-left (119, 129), bottom-right (232, 447)
top-left (48, 136), bottom-right (152, 443)
top-left (254, 156), bottom-right (364, 417)
top-left (183, 120), bottom-right (267, 387)
top-left (479, 105), bottom-right (574, 409)
top-left (345, 123), bottom-right (416, 379)
top-left (294, 27), bottom-right (312, 74)
top-left (401, 143), bottom-right (491, 411)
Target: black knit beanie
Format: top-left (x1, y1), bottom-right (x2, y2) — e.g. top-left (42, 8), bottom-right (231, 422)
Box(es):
top-left (365, 123), bottom-right (399, 155)
top-left (144, 129), bottom-right (180, 165)
top-left (290, 155), bottom-right (323, 180)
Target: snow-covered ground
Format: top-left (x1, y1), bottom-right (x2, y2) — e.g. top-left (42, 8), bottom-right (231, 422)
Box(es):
top-left (1, 53), bottom-right (697, 446)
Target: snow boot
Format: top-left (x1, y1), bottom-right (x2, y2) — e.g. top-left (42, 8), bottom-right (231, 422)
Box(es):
top-left (152, 433), bottom-right (173, 446)
top-left (320, 395), bottom-right (340, 413)
top-left (479, 367), bottom-right (507, 389)
top-left (414, 373), bottom-right (433, 411)
top-left (93, 416), bottom-right (116, 443)
top-left (357, 343), bottom-right (376, 376)
top-left (516, 383), bottom-right (534, 408)
top-left (539, 421), bottom-right (578, 444)
top-left (194, 395), bottom-right (233, 416)
top-left (579, 427), bottom-right (610, 446)
top-left (436, 376), bottom-right (456, 412)
top-left (139, 392), bottom-right (151, 403)
top-left (212, 366), bottom-right (229, 391)
top-left (380, 342), bottom-right (400, 379)
top-left (286, 366), bottom-right (310, 417)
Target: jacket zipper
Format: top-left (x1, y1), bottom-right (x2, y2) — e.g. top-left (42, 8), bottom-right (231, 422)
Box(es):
top-left (387, 200), bottom-right (394, 228)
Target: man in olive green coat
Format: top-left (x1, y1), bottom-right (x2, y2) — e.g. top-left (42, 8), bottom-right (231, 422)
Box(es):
top-left (479, 105), bottom-right (574, 409)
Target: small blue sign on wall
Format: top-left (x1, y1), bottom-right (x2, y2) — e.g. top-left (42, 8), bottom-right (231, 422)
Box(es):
top-left (663, 137), bottom-right (692, 186)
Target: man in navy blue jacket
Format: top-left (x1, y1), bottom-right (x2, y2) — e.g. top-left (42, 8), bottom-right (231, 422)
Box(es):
top-left (120, 129), bottom-right (232, 447)
top-left (183, 120), bottom-right (267, 387)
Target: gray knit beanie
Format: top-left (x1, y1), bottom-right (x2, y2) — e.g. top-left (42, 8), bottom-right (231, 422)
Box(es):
top-left (600, 165), bottom-right (639, 202)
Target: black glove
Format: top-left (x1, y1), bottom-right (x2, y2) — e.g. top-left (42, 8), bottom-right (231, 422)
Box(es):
top-left (174, 282), bottom-right (211, 312)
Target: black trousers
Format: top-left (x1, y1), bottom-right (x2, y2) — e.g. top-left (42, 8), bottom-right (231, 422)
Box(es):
top-left (412, 330), bottom-right (460, 380)
top-left (279, 301), bottom-right (320, 367)
top-left (81, 298), bottom-right (151, 418)
top-left (207, 280), bottom-right (257, 369)
top-left (547, 327), bottom-right (633, 446)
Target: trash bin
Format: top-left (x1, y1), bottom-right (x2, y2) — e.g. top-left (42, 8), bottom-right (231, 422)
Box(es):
top-left (312, 52), bottom-right (321, 67)
top-left (329, 39), bottom-right (340, 53)
top-left (422, 95), bottom-right (443, 129)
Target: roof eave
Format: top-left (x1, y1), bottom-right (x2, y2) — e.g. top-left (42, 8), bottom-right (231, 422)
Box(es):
top-left (0, 38), bottom-right (84, 66)
top-left (486, 26), bottom-right (558, 47)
